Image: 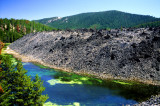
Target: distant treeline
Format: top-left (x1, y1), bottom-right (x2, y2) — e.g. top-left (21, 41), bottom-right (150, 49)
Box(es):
top-left (0, 18), bottom-right (56, 43)
top-left (135, 21), bottom-right (160, 28)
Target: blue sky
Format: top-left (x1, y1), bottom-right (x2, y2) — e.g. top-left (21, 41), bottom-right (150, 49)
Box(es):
top-left (0, 0), bottom-right (160, 20)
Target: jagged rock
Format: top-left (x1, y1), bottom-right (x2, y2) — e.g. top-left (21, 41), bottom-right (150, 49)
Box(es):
top-left (9, 28), bottom-right (160, 85)
top-left (136, 95), bottom-right (160, 106)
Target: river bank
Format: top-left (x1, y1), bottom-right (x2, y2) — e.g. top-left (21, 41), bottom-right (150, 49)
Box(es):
top-left (4, 46), bottom-right (159, 85)
top-left (136, 94), bottom-right (160, 106)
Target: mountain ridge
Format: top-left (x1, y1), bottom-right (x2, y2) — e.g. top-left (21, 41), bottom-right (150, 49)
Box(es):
top-left (34, 10), bottom-right (160, 29)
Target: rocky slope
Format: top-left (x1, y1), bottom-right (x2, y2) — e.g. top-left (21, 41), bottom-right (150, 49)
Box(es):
top-left (136, 94), bottom-right (160, 105)
top-left (9, 27), bottom-right (160, 85)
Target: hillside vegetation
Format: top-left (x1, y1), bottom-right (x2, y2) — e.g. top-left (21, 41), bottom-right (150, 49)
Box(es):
top-left (0, 18), bottom-right (56, 43)
top-left (34, 10), bottom-right (160, 29)
top-left (135, 21), bottom-right (160, 28)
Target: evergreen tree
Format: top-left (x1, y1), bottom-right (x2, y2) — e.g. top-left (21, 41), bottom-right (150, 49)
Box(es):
top-left (0, 18), bottom-right (55, 43)
top-left (0, 55), bottom-right (48, 105)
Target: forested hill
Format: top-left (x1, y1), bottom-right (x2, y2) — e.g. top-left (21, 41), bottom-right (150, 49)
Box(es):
top-left (34, 10), bottom-right (160, 29)
top-left (135, 21), bottom-right (160, 28)
top-left (0, 18), bottom-right (56, 43)
top-left (34, 17), bottom-right (59, 25)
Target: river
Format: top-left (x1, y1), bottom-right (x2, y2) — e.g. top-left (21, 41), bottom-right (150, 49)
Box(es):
top-left (22, 62), bottom-right (159, 106)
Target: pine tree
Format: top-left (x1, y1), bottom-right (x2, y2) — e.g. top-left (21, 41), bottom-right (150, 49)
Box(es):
top-left (0, 18), bottom-right (54, 43)
top-left (0, 55), bottom-right (48, 105)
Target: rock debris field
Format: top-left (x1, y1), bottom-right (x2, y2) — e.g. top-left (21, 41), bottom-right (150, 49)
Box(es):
top-left (9, 28), bottom-right (160, 85)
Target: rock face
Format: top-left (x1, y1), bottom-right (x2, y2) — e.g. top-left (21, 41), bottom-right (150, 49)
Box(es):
top-left (9, 28), bottom-right (160, 84)
top-left (137, 95), bottom-right (160, 106)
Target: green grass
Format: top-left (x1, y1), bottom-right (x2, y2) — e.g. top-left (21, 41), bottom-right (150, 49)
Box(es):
top-left (1, 43), bottom-right (11, 54)
top-left (3, 43), bottom-right (11, 49)
top-left (1, 43), bottom-right (18, 66)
